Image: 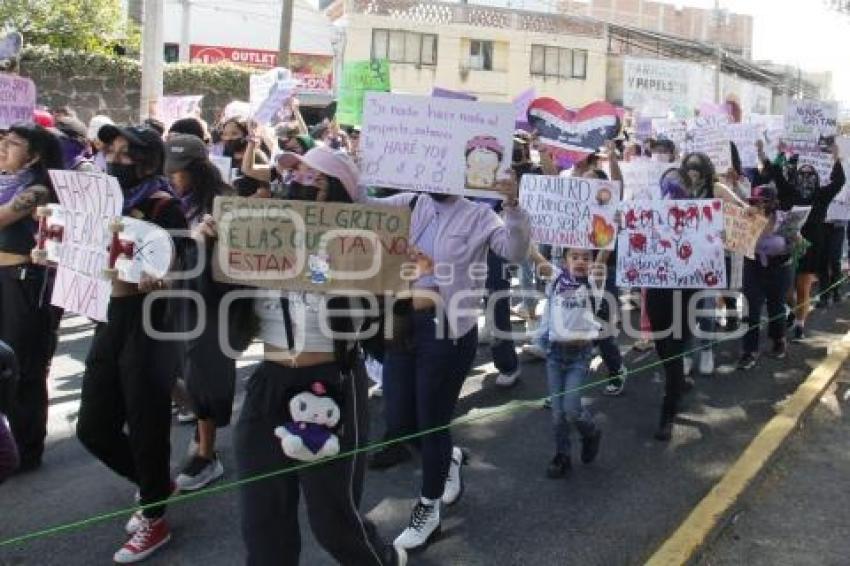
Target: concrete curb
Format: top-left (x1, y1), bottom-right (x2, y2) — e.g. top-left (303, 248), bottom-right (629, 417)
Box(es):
top-left (645, 330), bottom-right (850, 566)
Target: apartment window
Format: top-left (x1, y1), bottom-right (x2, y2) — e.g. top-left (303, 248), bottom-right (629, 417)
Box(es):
top-left (530, 45), bottom-right (588, 79)
top-left (371, 29), bottom-right (437, 65)
top-left (163, 43), bottom-right (179, 63)
top-left (468, 40), bottom-right (494, 71)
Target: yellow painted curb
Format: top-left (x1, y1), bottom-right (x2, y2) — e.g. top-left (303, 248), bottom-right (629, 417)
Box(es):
top-left (645, 330), bottom-right (850, 566)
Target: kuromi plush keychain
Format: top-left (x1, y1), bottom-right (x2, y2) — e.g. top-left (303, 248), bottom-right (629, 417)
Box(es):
top-left (274, 381), bottom-right (341, 462)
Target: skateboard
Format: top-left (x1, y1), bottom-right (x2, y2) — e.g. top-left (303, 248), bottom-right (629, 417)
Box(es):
top-left (31, 206), bottom-right (175, 284)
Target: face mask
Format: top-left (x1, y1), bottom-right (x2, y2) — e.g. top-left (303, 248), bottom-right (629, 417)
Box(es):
top-left (223, 138), bottom-right (247, 157)
top-left (652, 153), bottom-right (671, 163)
top-left (799, 173), bottom-right (818, 191)
top-left (107, 162), bottom-right (140, 190)
top-left (287, 182), bottom-right (317, 201)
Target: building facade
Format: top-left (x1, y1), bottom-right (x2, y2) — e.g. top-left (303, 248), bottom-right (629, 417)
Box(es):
top-left (328, 0), bottom-right (609, 107)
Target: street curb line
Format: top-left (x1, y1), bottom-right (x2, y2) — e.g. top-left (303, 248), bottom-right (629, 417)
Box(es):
top-left (645, 329), bottom-right (850, 566)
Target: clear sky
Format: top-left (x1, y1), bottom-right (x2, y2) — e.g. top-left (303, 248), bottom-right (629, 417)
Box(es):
top-left (678, 0), bottom-right (850, 105)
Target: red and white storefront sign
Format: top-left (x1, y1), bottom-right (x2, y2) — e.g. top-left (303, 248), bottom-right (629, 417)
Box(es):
top-left (189, 45), bottom-right (333, 94)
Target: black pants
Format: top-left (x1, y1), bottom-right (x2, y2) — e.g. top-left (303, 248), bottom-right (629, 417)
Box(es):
top-left (76, 295), bottom-right (175, 518)
top-left (0, 265), bottom-right (59, 467)
top-left (742, 258), bottom-right (792, 354)
top-left (235, 359), bottom-right (389, 566)
top-left (646, 288), bottom-right (694, 424)
top-left (184, 309), bottom-right (236, 427)
top-left (822, 223), bottom-right (847, 298)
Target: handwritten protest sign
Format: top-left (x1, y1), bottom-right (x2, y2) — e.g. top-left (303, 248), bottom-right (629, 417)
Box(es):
top-left (619, 160), bottom-right (671, 201)
top-left (828, 137), bottom-right (850, 222)
top-left (775, 206), bottom-right (812, 239)
top-left (0, 73), bottom-right (35, 129)
top-left (623, 57), bottom-right (713, 118)
top-left (794, 140), bottom-right (835, 182)
top-left (723, 203), bottom-right (768, 259)
top-left (337, 60), bottom-right (390, 126)
top-left (726, 123), bottom-right (760, 169)
top-left (157, 95), bottom-right (202, 129)
top-left (686, 124), bottom-right (732, 172)
top-left (616, 199), bottom-right (726, 289)
top-left (747, 114), bottom-right (784, 157)
top-left (519, 175), bottom-right (620, 250)
top-left (360, 93), bottom-right (514, 198)
top-left (784, 100), bottom-right (838, 142)
top-left (212, 197), bottom-right (411, 294)
top-left (47, 170), bottom-right (124, 321)
top-left (250, 68), bottom-right (299, 125)
top-left (651, 118), bottom-right (687, 149)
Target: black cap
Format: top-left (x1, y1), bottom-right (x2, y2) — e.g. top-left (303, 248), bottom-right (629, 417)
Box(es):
top-left (99, 125), bottom-right (164, 152)
top-left (164, 134), bottom-right (208, 175)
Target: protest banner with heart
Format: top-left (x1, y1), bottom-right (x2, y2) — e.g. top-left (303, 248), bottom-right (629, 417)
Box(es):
top-left (527, 98), bottom-right (620, 161)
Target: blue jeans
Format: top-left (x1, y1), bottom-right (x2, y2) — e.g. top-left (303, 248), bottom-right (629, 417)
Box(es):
top-left (383, 312), bottom-right (479, 499)
top-left (486, 252), bottom-right (519, 375)
top-left (546, 343), bottom-right (596, 455)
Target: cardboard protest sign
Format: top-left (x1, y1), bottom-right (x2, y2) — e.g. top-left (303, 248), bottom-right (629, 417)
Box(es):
top-left (616, 199), bottom-right (726, 289)
top-left (723, 203), bottom-right (768, 259)
top-left (619, 160), bottom-right (672, 201)
top-left (784, 100), bottom-right (838, 143)
top-left (726, 123), bottom-right (760, 169)
top-left (212, 197), bottom-right (411, 294)
top-left (519, 175), bottom-right (621, 250)
top-left (337, 60), bottom-right (390, 126)
top-left (527, 98), bottom-right (620, 160)
top-left (0, 73), bottom-right (35, 128)
top-left (250, 68), bottom-right (299, 125)
top-left (431, 87), bottom-right (476, 101)
top-left (360, 92), bottom-right (514, 198)
top-left (157, 95), bottom-right (202, 129)
top-left (746, 114), bottom-right (784, 158)
top-left (47, 170), bottom-right (124, 321)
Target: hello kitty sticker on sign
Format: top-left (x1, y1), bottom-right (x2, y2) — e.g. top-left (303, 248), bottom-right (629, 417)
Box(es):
top-left (465, 135), bottom-right (505, 190)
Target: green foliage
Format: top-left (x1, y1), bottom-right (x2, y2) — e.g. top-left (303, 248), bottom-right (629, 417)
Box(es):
top-left (164, 63), bottom-right (252, 99)
top-left (0, 0), bottom-right (138, 54)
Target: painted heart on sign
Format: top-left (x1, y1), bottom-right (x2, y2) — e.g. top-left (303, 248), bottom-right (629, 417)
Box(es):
top-left (527, 98), bottom-right (621, 158)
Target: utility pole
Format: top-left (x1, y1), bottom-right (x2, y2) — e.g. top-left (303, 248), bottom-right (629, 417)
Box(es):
top-left (180, 0), bottom-right (191, 63)
top-left (277, 0), bottom-right (295, 68)
top-left (140, 0), bottom-right (165, 122)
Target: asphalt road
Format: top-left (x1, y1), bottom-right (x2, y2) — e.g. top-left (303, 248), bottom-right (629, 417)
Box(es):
top-left (1, 298), bottom-right (849, 566)
top-left (701, 365), bottom-right (850, 566)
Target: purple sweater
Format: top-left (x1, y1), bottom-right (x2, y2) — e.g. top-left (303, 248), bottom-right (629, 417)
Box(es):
top-left (0, 414), bottom-right (18, 482)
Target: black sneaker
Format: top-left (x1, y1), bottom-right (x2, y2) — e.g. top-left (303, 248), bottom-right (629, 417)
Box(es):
top-left (603, 368), bottom-right (627, 396)
top-left (786, 310), bottom-right (796, 329)
top-left (737, 353), bottom-right (758, 371)
top-left (368, 443), bottom-right (412, 470)
top-left (580, 430), bottom-right (602, 464)
top-left (546, 453), bottom-right (571, 479)
top-left (792, 325), bottom-right (805, 342)
top-left (772, 338), bottom-right (787, 359)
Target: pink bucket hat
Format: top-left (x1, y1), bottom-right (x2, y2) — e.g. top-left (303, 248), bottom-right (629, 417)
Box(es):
top-left (277, 146), bottom-right (361, 201)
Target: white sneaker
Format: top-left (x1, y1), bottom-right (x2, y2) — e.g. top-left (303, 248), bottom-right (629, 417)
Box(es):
top-left (699, 349), bottom-right (714, 375)
top-left (683, 356), bottom-right (693, 377)
top-left (522, 343), bottom-right (546, 360)
top-left (495, 367), bottom-right (521, 387)
top-left (394, 499), bottom-right (441, 550)
top-left (441, 447), bottom-right (468, 506)
top-left (175, 454), bottom-right (224, 492)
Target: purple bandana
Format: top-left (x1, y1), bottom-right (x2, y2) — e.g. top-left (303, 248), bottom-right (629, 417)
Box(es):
top-left (0, 170), bottom-right (36, 206)
top-left (122, 177), bottom-right (174, 215)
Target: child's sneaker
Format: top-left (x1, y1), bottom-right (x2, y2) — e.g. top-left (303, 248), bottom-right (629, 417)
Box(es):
top-left (546, 453), bottom-right (571, 479)
top-left (603, 368), bottom-right (627, 396)
top-left (580, 430), bottom-right (602, 464)
top-left (114, 516), bottom-right (171, 564)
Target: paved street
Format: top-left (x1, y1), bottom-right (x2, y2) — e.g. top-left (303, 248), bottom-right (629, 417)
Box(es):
top-left (1, 300), bottom-right (849, 566)
top-left (701, 365), bottom-right (850, 566)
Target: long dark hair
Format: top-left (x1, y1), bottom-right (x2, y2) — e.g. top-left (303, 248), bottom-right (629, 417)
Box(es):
top-left (9, 122), bottom-right (63, 197)
top-left (182, 159), bottom-right (230, 220)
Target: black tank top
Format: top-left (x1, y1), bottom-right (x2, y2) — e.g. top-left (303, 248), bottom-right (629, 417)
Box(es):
top-left (0, 216), bottom-right (36, 255)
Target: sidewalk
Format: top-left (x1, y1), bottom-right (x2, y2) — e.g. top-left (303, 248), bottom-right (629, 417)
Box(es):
top-left (701, 367), bottom-right (850, 566)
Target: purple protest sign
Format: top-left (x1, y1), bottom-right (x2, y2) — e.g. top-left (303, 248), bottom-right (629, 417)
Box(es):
top-left (513, 88), bottom-right (536, 130)
top-left (0, 73), bottom-right (35, 129)
top-left (431, 87), bottom-right (477, 101)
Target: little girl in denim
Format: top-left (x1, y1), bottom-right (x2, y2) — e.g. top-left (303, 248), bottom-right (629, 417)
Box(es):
top-left (538, 248), bottom-right (604, 478)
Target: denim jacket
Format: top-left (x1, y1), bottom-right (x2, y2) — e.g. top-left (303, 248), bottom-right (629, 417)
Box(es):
top-left (362, 193), bottom-right (531, 338)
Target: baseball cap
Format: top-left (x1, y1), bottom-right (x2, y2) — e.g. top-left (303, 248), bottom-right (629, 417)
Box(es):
top-left (55, 116), bottom-right (88, 140)
top-left (276, 146), bottom-right (360, 201)
top-left (98, 124), bottom-right (163, 150)
top-left (164, 134), bottom-right (209, 175)
top-left (87, 115), bottom-right (114, 141)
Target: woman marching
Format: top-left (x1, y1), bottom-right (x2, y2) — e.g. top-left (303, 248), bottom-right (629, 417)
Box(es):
top-left (0, 122), bottom-right (63, 473)
top-left (195, 146), bottom-right (406, 566)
